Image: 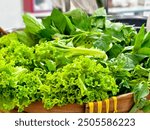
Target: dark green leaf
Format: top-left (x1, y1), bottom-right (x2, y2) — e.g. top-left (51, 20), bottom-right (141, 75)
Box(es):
top-left (141, 32), bottom-right (150, 48)
top-left (50, 9), bottom-right (75, 34)
top-left (42, 15), bottom-right (52, 29)
top-left (133, 24), bottom-right (145, 53)
top-left (50, 9), bottom-right (66, 33)
top-left (65, 8), bottom-right (91, 31)
top-left (16, 31), bottom-right (36, 46)
top-left (107, 44), bottom-right (124, 58)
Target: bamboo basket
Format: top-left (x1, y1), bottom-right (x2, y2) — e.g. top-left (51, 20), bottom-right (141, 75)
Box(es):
top-left (24, 93), bottom-right (134, 113)
top-left (0, 93), bottom-right (148, 113)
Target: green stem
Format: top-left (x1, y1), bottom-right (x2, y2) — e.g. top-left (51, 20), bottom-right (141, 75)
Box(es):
top-left (52, 43), bottom-right (108, 60)
top-left (129, 103), bottom-right (138, 113)
top-left (69, 47), bottom-right (108, 60)
top-left (112, 36), bottom-right (121, 42)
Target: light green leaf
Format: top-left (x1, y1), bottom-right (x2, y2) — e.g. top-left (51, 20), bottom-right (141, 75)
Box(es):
top-left (22, 13), bottom-right (45, 34)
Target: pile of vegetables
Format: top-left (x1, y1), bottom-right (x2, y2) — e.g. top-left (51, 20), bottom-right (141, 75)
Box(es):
top-left (0, 8), bottom-right (150, 112)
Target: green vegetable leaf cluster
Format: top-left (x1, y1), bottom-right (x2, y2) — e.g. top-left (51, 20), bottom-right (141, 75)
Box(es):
top-left (0, 8), bottom-right (150, 112)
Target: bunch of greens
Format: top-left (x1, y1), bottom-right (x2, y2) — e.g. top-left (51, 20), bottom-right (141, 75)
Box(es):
top-left (0, 8), bottom-right (150, 112)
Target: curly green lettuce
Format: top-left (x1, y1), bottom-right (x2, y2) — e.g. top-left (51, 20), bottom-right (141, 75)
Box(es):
top-left (0, 65), bottom-right (43, 112)
top-left (40, 56), bottom-right (118, 109)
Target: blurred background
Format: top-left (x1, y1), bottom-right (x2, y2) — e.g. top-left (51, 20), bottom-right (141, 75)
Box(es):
top-left (0, 0), bottom-right (150, 29)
